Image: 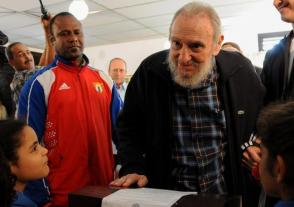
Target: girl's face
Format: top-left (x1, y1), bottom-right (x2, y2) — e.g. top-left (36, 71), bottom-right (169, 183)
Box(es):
top-left (10, 126), bottom-right (49, 182)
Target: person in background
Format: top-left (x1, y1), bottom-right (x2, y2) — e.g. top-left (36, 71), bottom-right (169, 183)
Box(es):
top-left (108, 57), bottom-right (128, 165)
top-left (108, 57), bottom-right (128, 101)
top-left (257, 101), bottom-right (294, 207)
top-left (6, 42), bottom-right (40, 113)
top-left (221, 41), bottom-right (242, 53)
top-left (260, 0), bottom-right (294, 104)
top-left (0, 34), bottom-right (14, 119)
top-left (17, 12), bottom-right (121, 207)
top-left (111, 2), bottom-right (265, 207)
top-left (222, 41), bottom-right (262, 75)
top-left (0, 119), bottom-right (49, 207)
top-left (6, 15), bottom-right (54, 114)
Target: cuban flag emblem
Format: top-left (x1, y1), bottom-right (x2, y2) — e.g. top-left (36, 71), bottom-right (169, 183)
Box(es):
top-left (93, 82), bottom-right (103, 93)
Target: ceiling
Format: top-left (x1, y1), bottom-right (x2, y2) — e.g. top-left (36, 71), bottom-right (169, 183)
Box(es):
top-left (0, 0), bottom-right (284, 49)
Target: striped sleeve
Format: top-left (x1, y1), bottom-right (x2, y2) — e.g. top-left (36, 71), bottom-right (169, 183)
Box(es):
top-left (18, 68), bottom-right (55, 142)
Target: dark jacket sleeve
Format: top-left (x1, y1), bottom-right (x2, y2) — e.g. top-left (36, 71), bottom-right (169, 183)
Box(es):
top-left (117, 59), bottom-right (149, 177)
top-left (260, 50), bottom-right (273, 104)
top-left (261, 36), bottom-right (288, 104)
top-left (217, 51), bottom-right (265, 207)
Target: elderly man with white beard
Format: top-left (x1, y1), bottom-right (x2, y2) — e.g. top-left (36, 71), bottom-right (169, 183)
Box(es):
top-left (111, 2), bottom-right (265, 207)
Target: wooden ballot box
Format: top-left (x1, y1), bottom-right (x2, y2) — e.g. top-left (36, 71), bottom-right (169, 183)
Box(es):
top-left (68, 186), bottom-right (242, 207)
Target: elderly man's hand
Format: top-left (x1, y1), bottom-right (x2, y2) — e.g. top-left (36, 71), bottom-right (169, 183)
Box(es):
top-left (110, 173), bottom-right (148, 188)
top-left (242, 137), bottom-right (261, 170)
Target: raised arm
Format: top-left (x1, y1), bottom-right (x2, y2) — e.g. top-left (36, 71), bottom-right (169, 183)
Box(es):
top-left (38, 14), bottom-right (55, 67)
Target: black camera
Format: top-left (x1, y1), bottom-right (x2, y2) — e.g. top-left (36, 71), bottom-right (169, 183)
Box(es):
top-left (38, 0), bottom-right (49, 20)
top-left (0, 31), bottom-right (8, 46)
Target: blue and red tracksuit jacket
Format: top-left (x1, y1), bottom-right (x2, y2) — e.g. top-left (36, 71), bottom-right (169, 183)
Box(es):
top-left (18, 54), bottom-right (122, 207)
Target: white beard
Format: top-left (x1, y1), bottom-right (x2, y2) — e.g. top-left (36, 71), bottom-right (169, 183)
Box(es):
top-left (168, 53), bottom-right (215, 89)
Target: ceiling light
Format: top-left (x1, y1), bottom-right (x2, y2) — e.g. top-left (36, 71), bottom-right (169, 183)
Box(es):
top-left (69, 0), bottom-right (89, 20)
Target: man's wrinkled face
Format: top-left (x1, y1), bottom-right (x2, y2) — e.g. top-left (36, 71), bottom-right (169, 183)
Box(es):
top-left (274, 0), bottom-right (294, 22)
top-left (168, 13), bottom-right (223, 88)
top-left (9, 43), bottom-right (35, 72)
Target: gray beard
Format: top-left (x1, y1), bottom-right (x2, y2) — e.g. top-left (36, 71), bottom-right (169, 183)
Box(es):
top-left (167, 54), bottom-right (215, 89)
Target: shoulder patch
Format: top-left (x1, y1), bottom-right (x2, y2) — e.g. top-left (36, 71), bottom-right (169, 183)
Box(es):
top-left (89, 67), bottom-right (113, 90)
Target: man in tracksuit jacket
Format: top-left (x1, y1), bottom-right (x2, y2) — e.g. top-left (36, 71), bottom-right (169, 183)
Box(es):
top-left (17, 12), bottom-right (121, 207)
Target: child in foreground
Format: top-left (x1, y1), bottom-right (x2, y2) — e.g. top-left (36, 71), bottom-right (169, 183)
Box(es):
top-left (0, 119), bottom-right (49, 207)
top-left (257, 101), bottom-right (294, 207)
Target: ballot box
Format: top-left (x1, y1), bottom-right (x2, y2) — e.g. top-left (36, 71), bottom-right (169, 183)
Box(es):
top-left (68, 186), bottom-right (241, 207)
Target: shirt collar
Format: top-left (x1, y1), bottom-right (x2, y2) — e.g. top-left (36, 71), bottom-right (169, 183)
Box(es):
top-left (116, 81), bottom-right (127, 90)
top-left (55, 54), bottom-right (89, 67)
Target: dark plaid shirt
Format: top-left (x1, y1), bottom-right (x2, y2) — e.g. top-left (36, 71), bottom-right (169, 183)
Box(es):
top-left (10, 67), bottom-right (41, 112)
top-left (171, 66), bottom-right (227, 193)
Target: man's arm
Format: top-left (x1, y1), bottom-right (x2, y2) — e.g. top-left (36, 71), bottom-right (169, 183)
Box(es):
top-left (241, 50), bottom-right (272, 171)
top-left (111, 63), bottom-right (148, 187)
top-left (240, 54), bottom-right (265, 172)
top-left (18, 75), bottom-right (47, 141)
top-left (110, 83), bottom-right (147, 187)
top-left (38, 14), bottom-right (55, 67)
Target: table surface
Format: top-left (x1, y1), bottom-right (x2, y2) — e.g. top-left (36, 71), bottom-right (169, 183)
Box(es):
top-left (68, 186), bottom-right (242, 207)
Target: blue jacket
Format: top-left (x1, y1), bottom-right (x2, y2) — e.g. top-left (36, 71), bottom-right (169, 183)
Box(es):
top-left (12, 192), bottom-right (37, 207)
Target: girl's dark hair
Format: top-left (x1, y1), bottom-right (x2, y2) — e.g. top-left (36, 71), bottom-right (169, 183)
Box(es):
top-left (257, 101), bottom-right (294, 187)
top-left (0, 119), bottom-right (26, 207)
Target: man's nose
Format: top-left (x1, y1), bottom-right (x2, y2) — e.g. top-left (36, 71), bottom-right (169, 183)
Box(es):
top-left (24, 53), bottom-right (31, 60)
top-left (178, 46), bottom-right (192, 64)
top-left (69, 33), bottom-right (78, 42)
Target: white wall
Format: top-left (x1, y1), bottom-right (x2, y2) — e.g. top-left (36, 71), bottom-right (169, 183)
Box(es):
top-left (84, 38), bottom-right (169, 75)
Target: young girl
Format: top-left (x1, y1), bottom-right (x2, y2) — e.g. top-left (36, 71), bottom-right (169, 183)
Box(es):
top-left (0, 119), bottom-right (49, 207)
top-left (257, 101), bottom-right (294, 207)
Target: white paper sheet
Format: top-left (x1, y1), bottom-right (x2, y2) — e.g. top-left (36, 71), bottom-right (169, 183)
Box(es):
top-left (101, 188), bottom-right (197, 207)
